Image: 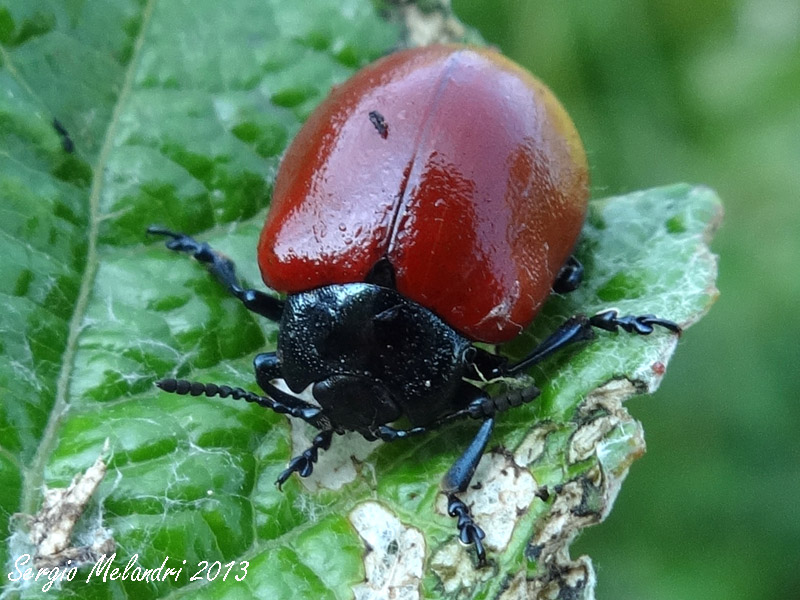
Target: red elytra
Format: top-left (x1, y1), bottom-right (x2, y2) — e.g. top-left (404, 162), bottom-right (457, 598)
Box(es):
top-left (258, 44), bottom-right (589, 343)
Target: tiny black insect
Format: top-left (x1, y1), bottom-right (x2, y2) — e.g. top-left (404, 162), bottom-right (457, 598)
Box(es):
top-left (52, 118), bottom-right (74, 153)
top-left (368, 110), bottom-right (388, 139)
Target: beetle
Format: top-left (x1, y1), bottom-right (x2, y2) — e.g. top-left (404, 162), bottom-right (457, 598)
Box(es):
top-left (148, 44), bottom-right (679, 564)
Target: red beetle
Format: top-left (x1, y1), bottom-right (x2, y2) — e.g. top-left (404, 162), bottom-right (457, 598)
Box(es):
top-left (150, 44), bottom-right (679, 564)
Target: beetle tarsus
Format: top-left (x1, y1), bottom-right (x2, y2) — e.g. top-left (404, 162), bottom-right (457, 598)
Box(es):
top-left (276, 430), bottom-right (334, 489)
top-left (448, 495), bottom-right (487, 565)
top-left (590, 309), bottom-right (682, 335)
top-left (438, 418), bottom-right (494, 563)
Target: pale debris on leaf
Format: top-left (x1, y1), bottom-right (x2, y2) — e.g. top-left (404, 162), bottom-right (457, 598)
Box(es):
top-left (525, 478), bottom-right (602, 599)
top-left (349, 501), bottom-right (425, 600)
top-left (580, 380), bottom-right (647, 511)
top-left (523, 378), bottom-right (650, 597)
top-left (575, 378), bottom-right (647, 478)
top-left (499, 565), bottom-right (595, 600)
top-left (528, 554), bottom-right (596, 600)
top-left (400, 0), bottom-right (466, 46)
top-left (569, 413), bottom-right (625, 464)
top-left (580, 378), bottom-right (642, 410)
top-left (496, 571), bottom-right (528, 600)
top-left (21, 440), bottom-right (115, 569)
top-left (435, 450), bottom-right (537, 551)
top-left (528, 479), bottom-right (599, 562)
top-left (514, 422), bottom-right (558, 466)
top-left (429, 540), bottom-right (492, 596)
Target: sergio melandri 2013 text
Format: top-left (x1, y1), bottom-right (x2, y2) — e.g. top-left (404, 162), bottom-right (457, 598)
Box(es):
top-left (7, 552), bottom-right (249, 592)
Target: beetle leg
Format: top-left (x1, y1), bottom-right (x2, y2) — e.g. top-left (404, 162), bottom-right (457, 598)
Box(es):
top-left (379, 416), bottom-right (495, 563)
top-left (552, 255), bottom-right (583, 294)
top-left (276, 429), bottom-right (334, 489)
top-left (505, 311), bottom-right (681, 376)
top-left (147, 227), bottom-right (284, 322)
top-left (442, 417), bottom-right (495, 565)
top-left (589, 309), bottom-right (682, 335)
top-left (505, 316), bottom-right (597, 375)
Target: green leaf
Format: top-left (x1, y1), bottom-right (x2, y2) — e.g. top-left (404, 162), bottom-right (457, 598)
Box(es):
top-left (0, 1), bottom-right (720, 599)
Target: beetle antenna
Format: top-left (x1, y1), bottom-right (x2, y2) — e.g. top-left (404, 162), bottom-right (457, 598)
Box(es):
top-left (155, 379), bottom-right (327, 427)
top-left (454, 385), bottom-right (541, 421)
top-left (156, 378), bottom-right (275, 406)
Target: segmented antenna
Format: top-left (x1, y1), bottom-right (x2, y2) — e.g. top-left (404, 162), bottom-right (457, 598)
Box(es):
top-left (155, 378), bottom-right (325, 426)
top-left (467, 385), bottom-right (541, 419)
top-left (157, 378), bottom-right (271, 404)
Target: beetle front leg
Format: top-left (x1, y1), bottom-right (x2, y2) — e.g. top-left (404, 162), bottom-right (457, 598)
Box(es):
top-left (147, 227), bottom-right (284, 321)
top-left (276, 430), bottom-right (334, 489)
top-left (442, 417), bottom-right (495, 565)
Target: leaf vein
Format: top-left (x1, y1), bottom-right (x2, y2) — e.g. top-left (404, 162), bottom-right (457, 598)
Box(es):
top-left (18, 0), bottom-right (160, 516)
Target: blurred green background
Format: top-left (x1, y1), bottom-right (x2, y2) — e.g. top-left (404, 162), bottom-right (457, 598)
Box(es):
top-left (451, 0), bottom-right (800, 598)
